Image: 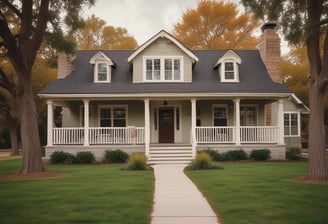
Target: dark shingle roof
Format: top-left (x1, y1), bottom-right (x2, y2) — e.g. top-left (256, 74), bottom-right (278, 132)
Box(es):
top-left (39, 50), bottom-right (291, 95)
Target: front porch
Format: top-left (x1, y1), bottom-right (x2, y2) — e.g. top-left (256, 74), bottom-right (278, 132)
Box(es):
top-left (45, 97), bottom-right (287, 161)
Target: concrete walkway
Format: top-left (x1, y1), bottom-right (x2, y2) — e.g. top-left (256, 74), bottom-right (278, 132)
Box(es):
top-left (151, 164), bottom-right (219, 224)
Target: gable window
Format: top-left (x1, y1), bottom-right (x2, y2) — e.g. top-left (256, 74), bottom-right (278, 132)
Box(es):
top-left (97, 63), bottom-right (108, 82)
top-left (284, 112), bottom-right (300, 136)
top-left (144, 56), bottom-right (183, 82)
top-left (99, 106), bottom-right (127, 127)
top-left (224, 62), bottom-right (235, 80)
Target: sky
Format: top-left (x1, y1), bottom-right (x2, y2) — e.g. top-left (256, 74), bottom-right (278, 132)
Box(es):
top-left (84, 0), bottom-right (289, 54)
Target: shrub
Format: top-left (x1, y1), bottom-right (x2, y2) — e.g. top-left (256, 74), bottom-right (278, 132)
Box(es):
top-left (286, 147), bottom-right (302, 160)
top-left (123, 153), bottom-right (149, 170)
top-left (50, 151), bottom-right (75, 164)
top-left (201, 148), bottom-right (223, 161)
top-left (75, 151), bottom-right (95, 164)
top-left (250, 149), bottom-right (271, 161)
top-left (222, 149), bottom-right (248, 161)
top-left (104, 149), bottom-right (129, 163)
top-left (186, 152), bottom-right (224, 170)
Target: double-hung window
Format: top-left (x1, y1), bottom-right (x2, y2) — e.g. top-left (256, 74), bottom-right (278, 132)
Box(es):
top-left (99, 106), bottom-right (127, 127)
top-left (145, 56), bottom-right (182, 81)
top-left (96, 62), bottom-right (108, 82)
top-left (213, 106), bottom-right (227, 126)
top-left (224, 62), bottom-right (235, 80)
top-left (284, 112), bottom-right (300, 136)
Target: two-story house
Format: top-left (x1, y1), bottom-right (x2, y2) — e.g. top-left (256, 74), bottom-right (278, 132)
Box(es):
top-left (39, 23), bottom-right (308, 163)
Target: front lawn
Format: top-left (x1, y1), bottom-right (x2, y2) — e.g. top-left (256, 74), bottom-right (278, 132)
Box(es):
top-left (186, 162), bottom-right (328, 224)
top-left (0, 159), bottom-right (154, 224)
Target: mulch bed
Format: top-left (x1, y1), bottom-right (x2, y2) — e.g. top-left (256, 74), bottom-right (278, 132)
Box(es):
top-left (0, 171), bottom-right (71, 181)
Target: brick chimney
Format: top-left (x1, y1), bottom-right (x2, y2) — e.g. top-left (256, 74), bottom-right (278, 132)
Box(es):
top-left (258, 23), bottom-right (281, 83)
top-left (57, 52), bottom-right (73, 79)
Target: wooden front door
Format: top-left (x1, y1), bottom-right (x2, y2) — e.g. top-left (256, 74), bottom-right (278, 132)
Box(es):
top-left (159, 108), bottom-right (174, 143)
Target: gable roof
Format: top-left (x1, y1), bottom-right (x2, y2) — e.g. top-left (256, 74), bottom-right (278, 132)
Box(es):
top-left (39, 50), bottom-right (292, 97)
top-left (127, 30), bottom-right (199, 63)
top-left (89, 51), bottom-right (115, 66)
top-left (214, 50), bottom-right (242, 68)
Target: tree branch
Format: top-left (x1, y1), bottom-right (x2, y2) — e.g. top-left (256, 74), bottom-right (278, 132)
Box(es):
top-left (320, 78), bottom-right (328, 93)
top-left (1, 0), bottom-right (22, 18)
top-left (0, 67), bottom-right (16, 96)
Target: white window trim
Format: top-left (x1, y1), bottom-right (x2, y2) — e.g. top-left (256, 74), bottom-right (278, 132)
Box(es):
top-left (220, 60), bottom-right (239, 83)
top-left (143, 56), bottom-right (184, 82)
top-left (94, 61), bottom-right (110, 83)
top-left (283, 112), bottom-right (300, 137)
top-left (98, 105), bottom-right (128, 127)
top-left (240, 104), bottom-right (258, 126)
top-left (212, 104), bottom-right (228, 126)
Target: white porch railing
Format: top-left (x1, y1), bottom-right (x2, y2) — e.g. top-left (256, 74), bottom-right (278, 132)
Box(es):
top-left (196, 126), bottom-right (235, 143)
top-left (196, 126), bottom-right (279, 144)
top-left (240, 126), bottom-right (279, 144)
top-left (53, 128), bottom-right (84, 145)
top-left (52, 127), bottom-right (145, 145)
top-left (89, 127), bottom-right (145, 144)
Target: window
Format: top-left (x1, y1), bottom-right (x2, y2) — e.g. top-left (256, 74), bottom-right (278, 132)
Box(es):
top-left (144, 56), bottom-right (182, 82)
top-left (214, 50), bottom-right (241, 83)
top-left (240, 105), bottom-right (257, 126)
top-left (224, 62), bottom-right (235, 80)
top-left (90, 51), bottom-right (114, 83)
top-left (213, 106), bottom-right (227, 126)
top-left (284, 112), bottom-right (300, 136)
top-left (97, 63), bottom-right (108, 82)
top-left (99, 106), bottom-right (127, 127)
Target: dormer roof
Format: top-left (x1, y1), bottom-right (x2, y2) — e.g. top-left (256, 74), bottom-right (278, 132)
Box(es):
top-left (128, 30), bottom-right (198, 63)
top-left (213, 50), bottom-right (241, 68)
top-left (89, 51), bottom-right (115, 66)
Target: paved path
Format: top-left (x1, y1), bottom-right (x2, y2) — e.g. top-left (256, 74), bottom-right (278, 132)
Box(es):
top-left (151, 164), bottom-right (219, 224)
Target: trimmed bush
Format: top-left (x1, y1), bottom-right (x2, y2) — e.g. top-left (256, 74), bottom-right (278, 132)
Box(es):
top-left (222, 149), bottom-right (248, 161)
top-left (123, 153), bottom-right (149, 170)
top-left (201, 148), bottom-right (223, 161)
top-left (75, 151), bottom-right (95, 164)
top-left (250, 149), bottom-right (271, 161)
top-left (186, 152), bottom-right (224, 170)
top-left (104, 149), bottom-right (129, 163)
top-left (286, 147), bottom-right (302, 160)
top-left (50, 151), bottom-right (75, 164)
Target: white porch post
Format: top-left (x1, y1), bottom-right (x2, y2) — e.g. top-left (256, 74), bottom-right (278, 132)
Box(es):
top-left (234, 98), bottom-right (241, 145)
top-left (47, 100), bottom-right (53, 146)
top-left (278, 99), bottom-right (285, 144)
top-left (83, 99), bottom-right (90, 146)
top-left (144, 99), bottom-right (150, 157)
top-left (191, 98), bottom-right (197, 157)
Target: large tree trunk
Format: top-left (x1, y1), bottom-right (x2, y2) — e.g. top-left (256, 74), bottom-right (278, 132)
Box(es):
top-left (307, 84), bottom-right (328, 180)
top-left (16, 72), bottom-right (44, 174)
top-left (8, 118), bottom-right (19, 156)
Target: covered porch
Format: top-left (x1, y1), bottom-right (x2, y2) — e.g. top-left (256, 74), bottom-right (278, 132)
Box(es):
top-left (45, 96), bottom-right (286, 159)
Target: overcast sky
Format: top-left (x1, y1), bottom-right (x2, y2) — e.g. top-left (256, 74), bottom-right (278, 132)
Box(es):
top-left (84, 0), bottom-right (289, 54)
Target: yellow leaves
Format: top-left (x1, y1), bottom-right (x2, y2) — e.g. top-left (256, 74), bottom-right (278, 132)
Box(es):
top-left (173, 0), bottom-right (260, 50)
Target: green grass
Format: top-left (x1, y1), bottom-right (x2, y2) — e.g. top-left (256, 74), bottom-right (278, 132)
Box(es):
top-left (186, 162), bottom-right (328, 224)
top-left (0, 159), bottom-right (154, 224)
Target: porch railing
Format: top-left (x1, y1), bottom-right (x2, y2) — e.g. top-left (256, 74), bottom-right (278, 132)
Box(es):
top-left (52, 127), bottom-right (145, 145)
top-left (240, 126), bottom-right (279, 144)
top-left (53, 128), bottom-right (84, 145)
top-left (89, 127), bottom-right (145, 144)
top-left (196, 126), bottom-right (235, 143)
top-left (196, 126), bottom-right (279, 144)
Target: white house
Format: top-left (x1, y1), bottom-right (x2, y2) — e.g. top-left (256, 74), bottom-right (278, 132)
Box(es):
top-left (39, 23), bottom-right (308, 163)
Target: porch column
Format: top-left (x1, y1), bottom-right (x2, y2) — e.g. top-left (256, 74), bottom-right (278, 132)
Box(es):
top-left (144, 99), bottom-right (150, 157)
top-left (191, 98), bottom-right (197, 157)
top-left (47, 100), bottom-right (53, 146)
top-left (83, 99), bottom-right (90, 146)
top-left (277, 99), bottom-right (285, 144)
top-left (234, 98), bottom-right (241, 145)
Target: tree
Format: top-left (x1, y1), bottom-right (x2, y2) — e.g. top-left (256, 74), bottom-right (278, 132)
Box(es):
top-left (242, 0), bottom-right (328, 181)
top-left (0, 0), bottom-right (95, 174)
top-left (173, 0), bottom-right (260, 50)
top-left (74, 14), bottom-right (137, 50)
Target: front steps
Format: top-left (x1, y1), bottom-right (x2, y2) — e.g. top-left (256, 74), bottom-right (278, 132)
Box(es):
top-left (148, 145), bottom-right (194, 164)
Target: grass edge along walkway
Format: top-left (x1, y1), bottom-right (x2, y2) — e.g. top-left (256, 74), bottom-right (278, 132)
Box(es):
top-left (186, 162), bottom-right (328, 224)
top-left (0, 159), bottom-right (154, 224)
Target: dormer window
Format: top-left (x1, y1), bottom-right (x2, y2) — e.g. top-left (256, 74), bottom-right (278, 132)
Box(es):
top-left (96, 62), bottom-right (109, 82)
top-left (89, 51), bottom-right (115, 83)
top-left (214, 50), bottom-right (241, 83)
top-left (144, 56), bottom-right (183, 82)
